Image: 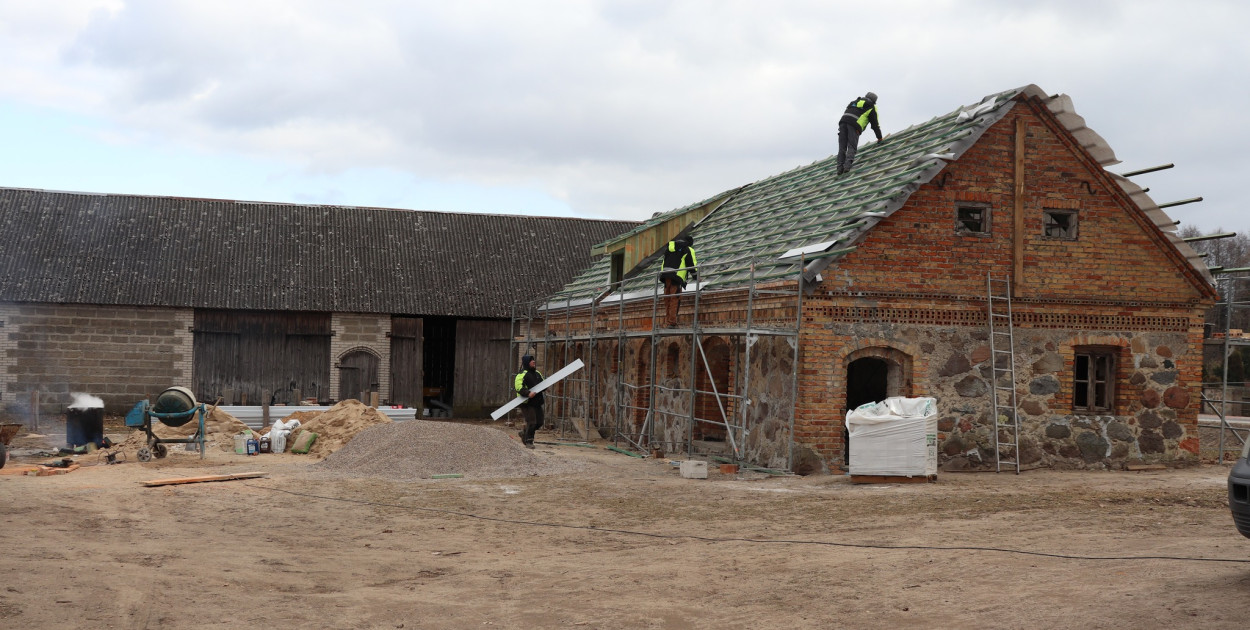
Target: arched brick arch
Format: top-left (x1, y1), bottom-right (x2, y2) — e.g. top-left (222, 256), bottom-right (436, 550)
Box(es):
top-left (695, 335), bottom-right (733, 440)
top-left (337, 345), bottom-right (382, 362)
top-left (842, 345), bottom-right (915, 399)
top-left (834, 339), bottom-right (920, 403)
top-left (631, 338), bottom-right (653, 431)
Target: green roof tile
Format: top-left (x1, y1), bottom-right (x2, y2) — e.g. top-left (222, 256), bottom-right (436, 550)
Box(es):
top-left (554, 86), bottom-right (1030, 302)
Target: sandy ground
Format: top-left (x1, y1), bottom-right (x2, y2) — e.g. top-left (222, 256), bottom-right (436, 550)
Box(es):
top-left (3, 420), bottom-right (1250, 630)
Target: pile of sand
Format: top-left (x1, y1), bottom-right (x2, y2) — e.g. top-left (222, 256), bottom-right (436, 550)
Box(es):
top-left (276, 410), bottom-right (324, 427)
top-left (288, 399), bottom-right (391, 459)
top-left (314, 420), bottom-right (586, 479)
top-left (118, 405), bottom-right (254, 455)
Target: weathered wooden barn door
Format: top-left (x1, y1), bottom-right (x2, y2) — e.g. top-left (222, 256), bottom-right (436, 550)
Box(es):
top-left (193, 310), bottom-right (331, 405)
top-left (389, 316), bottom-right (423, 408)
top-left (338, 350), bottom-right (380, 401)
top-left (452, 319), bottom-right (512, 417)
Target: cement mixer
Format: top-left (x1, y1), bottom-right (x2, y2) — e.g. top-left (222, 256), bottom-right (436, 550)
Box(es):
top-left (124, 387), bottom-right (207, 461)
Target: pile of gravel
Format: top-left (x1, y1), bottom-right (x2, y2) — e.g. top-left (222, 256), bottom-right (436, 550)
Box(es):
top-left (312, 420), bottom-right (588, 479)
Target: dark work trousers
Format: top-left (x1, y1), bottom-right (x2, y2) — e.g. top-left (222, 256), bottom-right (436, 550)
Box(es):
top-left (662, 276), bottom-right (683, 326)
top-left (520, 403), bottom-right (544, 445)
top-left (837, 120), bottom-right (862, 173)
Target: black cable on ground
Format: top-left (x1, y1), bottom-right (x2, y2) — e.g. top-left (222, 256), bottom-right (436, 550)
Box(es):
top-left (244, 483), bottom-right (1250, 565)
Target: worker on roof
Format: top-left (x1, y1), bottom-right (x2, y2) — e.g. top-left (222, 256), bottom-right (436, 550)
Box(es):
top-left (658, 235), bottom-right (698, 328)
top-left (837, 92), bottom-right (883, 176)
top-left (514, 353), bottom-right (544, 449)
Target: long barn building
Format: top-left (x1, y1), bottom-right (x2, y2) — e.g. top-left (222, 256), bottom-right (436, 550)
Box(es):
top-left (0, 188), bottom-right (636, 416)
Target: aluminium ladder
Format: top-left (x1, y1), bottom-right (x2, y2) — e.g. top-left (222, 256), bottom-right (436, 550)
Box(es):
top-left (986, 273), bottom-right (1020, 473)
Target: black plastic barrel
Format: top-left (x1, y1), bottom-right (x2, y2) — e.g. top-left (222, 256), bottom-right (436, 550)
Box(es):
top-left (66, 407), bottom-right (105, 447)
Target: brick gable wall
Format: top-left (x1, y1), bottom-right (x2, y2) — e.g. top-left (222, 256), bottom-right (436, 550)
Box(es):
top-left (794, 99), bottom-right (1212, 471)
top-left (527, 96), bottom-right (1214, 474)
top-left (828, 101), bottom-right (1208, 304)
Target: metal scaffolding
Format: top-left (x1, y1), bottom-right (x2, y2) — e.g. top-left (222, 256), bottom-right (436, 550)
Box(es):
top-left (1202, 273), bottom-right (1250, 463)
top-left (507, 252), bottom-right (807, 471)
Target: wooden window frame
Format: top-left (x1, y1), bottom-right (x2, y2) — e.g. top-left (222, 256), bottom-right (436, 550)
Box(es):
top-left (1043, 209), bottom-right (1079, 240)
top-left (1073, 346), bottom-right (1116, 413)
top-left (955, 203), bottom-right (991, 236)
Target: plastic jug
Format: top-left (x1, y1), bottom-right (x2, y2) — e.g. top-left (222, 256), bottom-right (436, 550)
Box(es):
top-left (234, 433), bottom-right (248, 455)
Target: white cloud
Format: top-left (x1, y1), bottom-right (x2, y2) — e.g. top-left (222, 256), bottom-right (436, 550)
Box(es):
top-left (0, 0), bottom-right (1246, 230)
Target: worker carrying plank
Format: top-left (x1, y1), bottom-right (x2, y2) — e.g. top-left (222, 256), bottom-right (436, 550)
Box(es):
top-left (514, 354), bottom-right (544, 449)
top-left (659, 235), bottom-right (698, 327)
top-left (837, 91), bottom-right (883, 176)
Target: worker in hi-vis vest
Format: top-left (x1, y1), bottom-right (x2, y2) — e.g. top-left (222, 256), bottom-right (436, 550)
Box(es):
top-left (658, 235), bottom-right (697, 327)
top-left (837, 92), bottom-right (883, 176)
top-left (514, 354), bottom-right (544, 449)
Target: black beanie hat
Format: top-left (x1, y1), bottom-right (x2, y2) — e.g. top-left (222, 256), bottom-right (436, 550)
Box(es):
top-left (521, 354), bottom-right (535, 369)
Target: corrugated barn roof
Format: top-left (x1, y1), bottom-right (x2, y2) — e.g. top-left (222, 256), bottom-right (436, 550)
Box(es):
top-left (0, 188), bottom-right (637, 318)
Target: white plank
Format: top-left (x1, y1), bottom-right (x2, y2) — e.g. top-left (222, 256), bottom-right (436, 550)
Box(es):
top-left (490, 359), bottom-right (584, 421)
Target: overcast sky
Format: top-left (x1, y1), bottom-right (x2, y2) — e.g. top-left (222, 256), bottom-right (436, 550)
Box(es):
top-left (0, 0), bottom-right (1245, 233)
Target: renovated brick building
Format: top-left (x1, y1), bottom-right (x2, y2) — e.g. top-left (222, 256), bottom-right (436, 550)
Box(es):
top-left (520, 85), bottom-right (1216, 473)
top-left (0, 189), bottom-right (635, 416)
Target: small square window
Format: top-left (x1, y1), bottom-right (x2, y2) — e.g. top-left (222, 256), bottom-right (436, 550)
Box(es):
top-left (956, 205), bottom-right (990, 235)
top-left (1044, 210), bottom-right (1078, 240)
top-left (1074, 347), bottom-right (1115, 412)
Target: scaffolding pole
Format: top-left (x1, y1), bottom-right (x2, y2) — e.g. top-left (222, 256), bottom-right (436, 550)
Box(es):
top-left (1204, 275), bottom-right (1250, 464)
top-left (510, 251), bottom-right (804, 470)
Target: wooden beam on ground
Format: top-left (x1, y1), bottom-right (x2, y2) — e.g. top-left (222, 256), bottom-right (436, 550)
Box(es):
top-left (1012, 116), bottom-right (1025, 298)
top-left (141, 471), bottom-right (268, 487)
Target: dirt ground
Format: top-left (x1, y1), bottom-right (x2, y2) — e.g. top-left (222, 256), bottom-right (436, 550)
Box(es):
top-left (3, 418), bottom-right (1250, 630)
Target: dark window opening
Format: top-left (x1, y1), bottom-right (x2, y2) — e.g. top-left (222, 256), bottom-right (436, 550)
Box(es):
top-left (1044, 209), bottom-right (1078, 240)
top-left (1074, 348), bottom-right (1115, 412)
top-left (609, 251), bottom-right (625, 289)
top-left (956, 204), bottom-right (990, 234)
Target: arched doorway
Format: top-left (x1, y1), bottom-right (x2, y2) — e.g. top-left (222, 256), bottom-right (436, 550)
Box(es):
top-left (843, 348), bottom-right (912, 466)
top-left (694, 337), bottom-right (731, 441)
top-left (632, 339), bottom-right (653, 433)
top-left (338, 349), bottom-right (380, 401)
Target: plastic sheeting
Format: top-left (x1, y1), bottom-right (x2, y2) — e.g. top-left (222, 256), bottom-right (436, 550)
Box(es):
top-left (846, 397), bottom-right (938, 477)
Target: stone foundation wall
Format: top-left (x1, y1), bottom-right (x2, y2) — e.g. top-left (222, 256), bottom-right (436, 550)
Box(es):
top-left (533, 283), bottom-right (1208, 474)
top-left (930, 327), bottom-right (1200, 470)
top-left (739, 335), bottom-right (796, 471)
top-left (795, 307), bottom-right (1205, 472)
